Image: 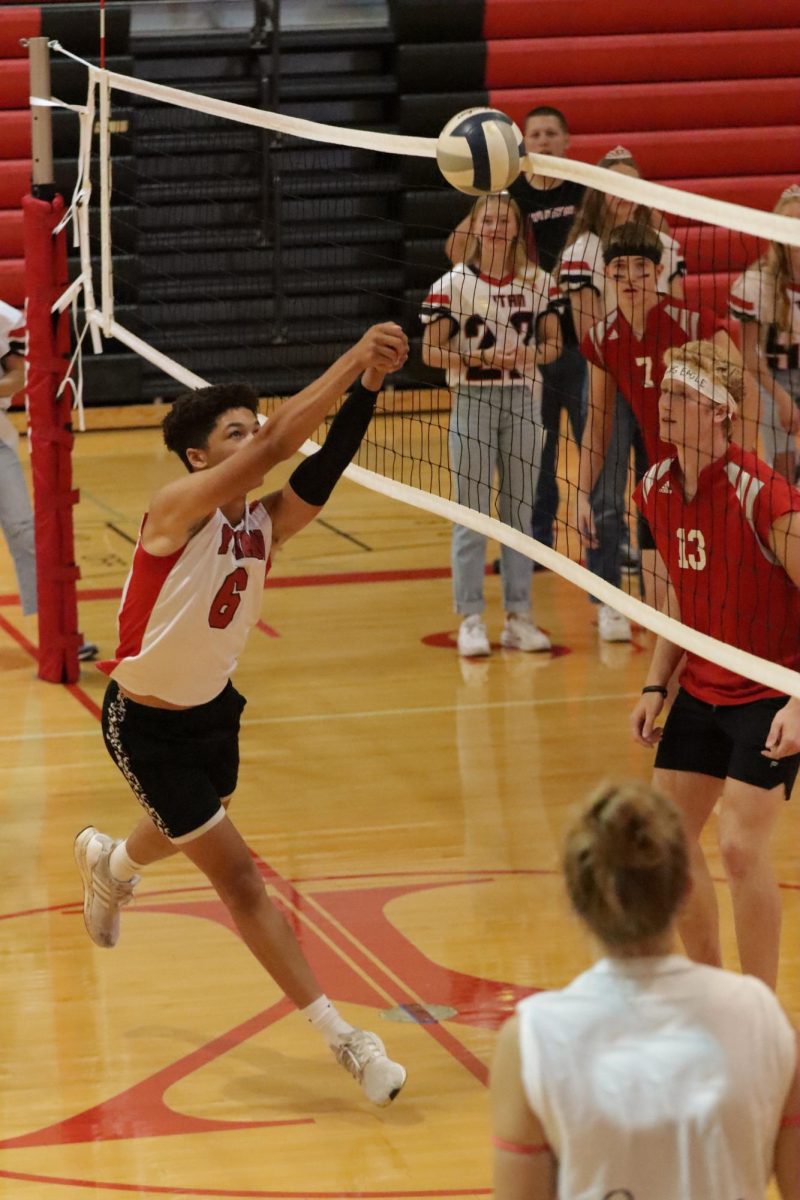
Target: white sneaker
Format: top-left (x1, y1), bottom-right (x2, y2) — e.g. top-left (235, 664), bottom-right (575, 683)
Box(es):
top-left (74, 826), bottom-right (139, 948)
top-left (597, 604), bottom-right (632, 643)
top-left (500, 613), bottom-right (551, 653)
top-left (332, 1029), bottom-right (407, 1106)
top-left (457, 615), bottom-right (490, 657)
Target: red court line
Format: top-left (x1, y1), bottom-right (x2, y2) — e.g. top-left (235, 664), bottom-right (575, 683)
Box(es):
top-left (0, 609), bottom-right (37, 657)
top-left (249, 849), bottom-right (490, 1088)
top-left (0, 1173), bottom-right (489, 1199)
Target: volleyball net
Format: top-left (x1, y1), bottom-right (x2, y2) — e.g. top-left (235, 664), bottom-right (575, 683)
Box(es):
top-left (32, 43), bottom-right (800, 697)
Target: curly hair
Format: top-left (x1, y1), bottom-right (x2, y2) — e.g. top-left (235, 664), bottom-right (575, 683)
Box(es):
top-left (161, 383), bottom-right (259, 471)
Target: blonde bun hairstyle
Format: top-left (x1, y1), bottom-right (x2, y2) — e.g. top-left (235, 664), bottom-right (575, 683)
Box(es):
top-left (564, 781), bottom-right (689, 947)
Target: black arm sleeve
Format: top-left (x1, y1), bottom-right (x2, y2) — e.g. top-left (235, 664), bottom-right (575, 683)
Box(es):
top-left (288, 380), bottom-right (379, 507)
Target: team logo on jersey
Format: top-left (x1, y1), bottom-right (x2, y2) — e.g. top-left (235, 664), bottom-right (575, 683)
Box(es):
top-left (218, 525), bottom-right (266, 561)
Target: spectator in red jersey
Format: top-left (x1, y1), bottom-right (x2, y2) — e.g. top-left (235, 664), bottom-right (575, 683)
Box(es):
top-left (730, 183), bottom-right (800, 482)
top-left (630, 339), bottom-right (800, 990)
top-left (577, 222), bottom-right (753, 613)
top-left (561, 149), bottom-right (687, 641)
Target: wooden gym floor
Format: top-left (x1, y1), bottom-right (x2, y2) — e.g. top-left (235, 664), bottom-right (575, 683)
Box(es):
top-left (0, 418), bottom-right (798, 1199)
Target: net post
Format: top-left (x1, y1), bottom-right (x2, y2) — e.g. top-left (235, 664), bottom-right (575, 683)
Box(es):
top-left (24, 37), bottom-right (81, 683)
top-left (29, 37), bottom-right (55, 201)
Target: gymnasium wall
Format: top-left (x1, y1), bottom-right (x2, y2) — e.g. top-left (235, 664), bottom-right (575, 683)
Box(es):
top-left (390, 0), bottom-right (800, 317)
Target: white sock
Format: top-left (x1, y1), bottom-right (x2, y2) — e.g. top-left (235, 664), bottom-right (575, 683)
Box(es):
top-left (109, 841), bottom-right (144, 883)
top-left (302, 994), bottom-right (354, 1047)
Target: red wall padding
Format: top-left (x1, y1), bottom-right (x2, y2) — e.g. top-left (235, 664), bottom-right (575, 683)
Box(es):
top-left (676, 226), bottom-right (765, 276)
top-left (0, 8), bottom-right (40, 57)
top-left (568, 127), bottom-right (800, 182)
top-left (661, 174), bottom-right (797, 217)
top-left (486, 29), bottom-right (800, 88)
top-left (0, 160), bottom-right (28, 208)
top-left (0, 59), bottom-right (27, 109)
top-left (489, 79), bottom-right (800, 135)
top-left (0, 211), bottom-right (23, 256)
top-left (0, 258), bottom-right (25, 305)
top-left (0, 111), bottom-right (30, 156)
top-left (484, 0), bottom-right (800, 38)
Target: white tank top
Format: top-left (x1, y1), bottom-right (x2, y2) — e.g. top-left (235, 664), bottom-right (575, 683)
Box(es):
top-left (99, 503), bottom-right (272, 706)
top-left (517, 955), bottom-right (794, 1199)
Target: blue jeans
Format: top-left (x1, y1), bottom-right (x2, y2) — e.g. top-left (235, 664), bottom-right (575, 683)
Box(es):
top-left (449, 383), bottom-right (545, 615)
top-left (532, 343), bottom-right (586, 546)
top-left (0, 441), bottom-right (37, 614)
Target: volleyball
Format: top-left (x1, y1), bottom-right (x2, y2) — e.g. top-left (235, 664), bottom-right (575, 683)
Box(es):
top-left (435, 108), bottom-right (523, 197)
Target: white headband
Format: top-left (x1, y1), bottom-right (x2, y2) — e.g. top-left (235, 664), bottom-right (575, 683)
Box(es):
top-left (661, 362), bottom-right (737, 414)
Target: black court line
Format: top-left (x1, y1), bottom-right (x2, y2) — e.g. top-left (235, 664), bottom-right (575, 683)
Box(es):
top-left (316, 518), bottom-right (371, 552)
top-left (106, 522), bottom-right (136, 545)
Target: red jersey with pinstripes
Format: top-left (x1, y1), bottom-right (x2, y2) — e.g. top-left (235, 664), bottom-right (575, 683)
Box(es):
top-left (581, 297), bottom-right (725, 468)
top-left (634, 445), bottom-right (800, 704)
top-left (97, 503), bottom-right (272, 706)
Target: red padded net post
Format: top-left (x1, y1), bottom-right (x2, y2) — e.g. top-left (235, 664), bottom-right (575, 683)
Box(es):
top-left (23, 192), bottom-right (81, 683)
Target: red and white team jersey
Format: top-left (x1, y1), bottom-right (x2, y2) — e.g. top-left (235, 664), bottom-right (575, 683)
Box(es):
top-left (558, 229), bottom-right (685, 299)
top-left (582, 296), bottom-right (725, 467)
top-left (634, 444), bottom-right (800, 704)
top-left (730, 263), bottom-right (800, 376)
top-left (98, 503), bottom-right (272, 706)
top-left (420, 262), bottom-right (552, 390)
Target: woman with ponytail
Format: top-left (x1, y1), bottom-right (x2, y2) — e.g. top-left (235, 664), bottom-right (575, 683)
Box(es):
top-left (490, 781), bottom-right (800, 1199)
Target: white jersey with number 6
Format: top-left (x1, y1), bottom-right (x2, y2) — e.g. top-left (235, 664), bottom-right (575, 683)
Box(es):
top-left (99, 503), bottom-right (272, 706)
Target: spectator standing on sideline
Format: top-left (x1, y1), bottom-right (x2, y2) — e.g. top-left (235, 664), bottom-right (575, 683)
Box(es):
top-left (446, 108), bottom-right (585, 563)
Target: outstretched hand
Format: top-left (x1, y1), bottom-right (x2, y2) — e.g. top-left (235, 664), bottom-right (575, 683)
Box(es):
top-left (357, 323), bottom-right (409, 375)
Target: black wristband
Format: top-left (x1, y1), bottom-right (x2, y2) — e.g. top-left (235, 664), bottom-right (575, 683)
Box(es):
top-left (641, 685), bottom-right (668, 698)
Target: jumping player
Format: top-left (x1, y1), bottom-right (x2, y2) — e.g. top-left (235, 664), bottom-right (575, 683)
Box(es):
top-left (74, 322), bottom-right (410, 1105)
top-left (577, 222), bottom-right (745, 609)
top-left (491, 781), bottom-right (800, 1199)
top-left (630, 340), bottom-right (800, 989)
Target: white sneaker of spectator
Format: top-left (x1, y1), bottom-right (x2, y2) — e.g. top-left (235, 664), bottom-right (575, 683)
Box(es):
top-left (597, 604), bottom-right (632, 643)
top-left (457, 615), bottom-right (491, 657)
top-left (500, 613), bottom-right (551, 653)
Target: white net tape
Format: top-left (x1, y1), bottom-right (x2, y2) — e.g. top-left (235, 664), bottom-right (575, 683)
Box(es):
top-left (51, 49), bottom-right (800, 699)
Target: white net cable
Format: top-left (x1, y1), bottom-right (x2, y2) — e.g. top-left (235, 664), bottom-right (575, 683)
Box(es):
top-left (50, 50), bottom-right (800, 699)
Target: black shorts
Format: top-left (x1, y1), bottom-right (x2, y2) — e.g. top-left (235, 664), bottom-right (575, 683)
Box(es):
top-left (655, 687), bottom-right (800, 798)
top-left (102, 680), bottom-right (247, 841)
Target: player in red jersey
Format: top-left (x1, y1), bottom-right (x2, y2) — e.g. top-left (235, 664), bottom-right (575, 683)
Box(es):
top-left (630, 339), bottom-right (800, 988)
top-left (577, 222), bottom-right (753, 608)
top-left (73, 322), bottom-right (411, 1106)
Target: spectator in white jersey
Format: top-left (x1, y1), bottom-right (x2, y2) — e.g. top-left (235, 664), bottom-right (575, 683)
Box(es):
top-left (74, 322), bottom-right (410, 1107)
top-left (422, 192), bottom-right (559, 657)
top-left (559, 146), bottom-right (686, 642)
top-left (490, 780), bottom-right (800, 1200)
top-left (730, 183), bottom-right (800, 482)
top-left (445, 107), bottom-right (585, 562)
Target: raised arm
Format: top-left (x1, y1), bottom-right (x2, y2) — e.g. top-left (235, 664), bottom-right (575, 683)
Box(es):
top-left (263, 362), bottom-right (395, 550)
top-left (147, 323), bottom-right (407, 548)
top-left (490, 1018), bottom-right (557, 1200)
